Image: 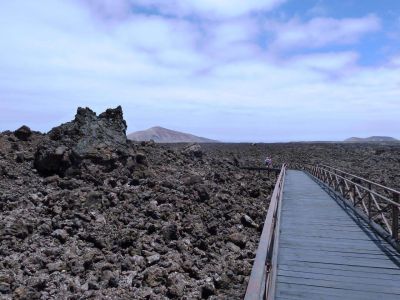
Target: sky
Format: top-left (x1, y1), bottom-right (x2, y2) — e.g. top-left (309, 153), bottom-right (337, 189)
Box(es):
top-left (0, 0), bottom-right (399, 142)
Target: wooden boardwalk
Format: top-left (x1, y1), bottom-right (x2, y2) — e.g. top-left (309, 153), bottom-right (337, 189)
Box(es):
top-left (274, 170), bottom-right (400, 300)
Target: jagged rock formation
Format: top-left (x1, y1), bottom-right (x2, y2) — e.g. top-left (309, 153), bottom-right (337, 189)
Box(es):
top-left (34, 106), bottom-right (129, 176)
top-left (48, 106), bottom-right (128, 155)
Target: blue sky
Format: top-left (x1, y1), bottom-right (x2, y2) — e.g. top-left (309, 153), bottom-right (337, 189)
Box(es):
top-left (0, 0), bottom-right (399, 142)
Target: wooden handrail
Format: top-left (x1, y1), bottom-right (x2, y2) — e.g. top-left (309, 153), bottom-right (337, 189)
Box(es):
top-left (244, 164), bottom-right (286, 300)
top-left (316, 168), bottom-right (400, 207)
top-left (304, 164), bottom-right (400, 246)
top-left (321, 164), bottom-right (400, 195)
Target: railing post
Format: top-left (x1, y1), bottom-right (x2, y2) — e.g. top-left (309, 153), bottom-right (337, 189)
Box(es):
top-left (351, 184), bottom-right (356, 206)
top-left (392, 193), bottom-right (399, 241)
top-left (368, 183), bottom-right (372, 219)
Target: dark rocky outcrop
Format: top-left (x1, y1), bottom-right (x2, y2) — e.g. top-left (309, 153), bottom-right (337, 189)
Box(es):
top-left (48, 106), bottom-right (128, 156)
top-left (182, 143), bottom-right (203, 158)
top-left (14, 125), bottom-right (32, 141)
top-left (34, 142), bottom-right (75, 176)
top-left (34, 106), bottom-right (129, 176)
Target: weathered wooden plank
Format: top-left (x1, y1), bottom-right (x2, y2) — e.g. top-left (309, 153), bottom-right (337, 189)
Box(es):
top-left (280, 224), bottom-right (371, 230)
top-left (280, 245), bottom-right (399, 256)
top-left (278, 269), bottom-right (400, 287)
top-left (279, 232), bottom-right (382, 240)
top-left (280, 257), bottom-right (398, 269)
top-left (279, 236), bottom-right (389, 248)
top-left (280, 233), bottom-right (383, 242)
top-left (276, 282), bottom-right (397, 300)
top-left (280, 238), bottom-right (396, 251)
top-left (276, 296), bottom-right (344, 300)
top-left (279, 247), bottom-right (400, 261)
top-left (278, 264), bottom-right (400, 279)
top-left (277, 275), bottom-right (400, 294)
top-left (279, 261), bottom-right (400, 275)
top-left (281, 224), bottom-right (369, 230)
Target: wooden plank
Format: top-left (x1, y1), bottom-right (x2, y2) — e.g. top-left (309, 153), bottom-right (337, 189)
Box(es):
top-left (280, 225), bottom-right (375, 230)
top-left (279, 247), bottom-right (400, 261)
top-left (280, 239), bottom-right (394, 251)
top-left (277, 276), bottom-right (400, 294)
top-left (276, 297), bottom-right (344, 300)
top-left (279, 233), bottom-right (383, 242)
top-left (279, 257), bottom-right (398, 269)
top-left (279, 231), bottom-right (382, 239)
top-left (278, 269), bottom-right (400, 287)
top-left (276, 296), bottom-right (347, 300)
top-left (275, 295), bottom-right (343, 300)
top-left (279, 245), bottom-right (399, 256)
top-left (279, 238), bottom-right (396, 250)
top-left (278, 264), bottom-right (400, 279)
top-left (281, 217), bottom-right (369, 224)
top-left (279, 237), bottom-right (389, 248)
top-left (276, 282), bottom-right (398, 300)
top-left (280, 223), bottom-right (370, 230)
top-left (279, 261), bottom-right (400, 275)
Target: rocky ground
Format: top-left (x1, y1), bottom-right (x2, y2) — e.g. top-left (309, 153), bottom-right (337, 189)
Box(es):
top-left (0, 107), bottom-right (276, 300)
top-left (1, 107), bottom-right (399, 299)
top-left (201, 142), bottom-right (400, 190)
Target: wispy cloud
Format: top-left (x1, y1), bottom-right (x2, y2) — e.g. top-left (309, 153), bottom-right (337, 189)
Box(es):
top-left (268, 14), bottom-right (381, 51)
top-left (307, 0), bottom-right (329, 17)
top-left (133, 0), bottom-right (286, 19)
top-left (288, 52), bottom-right (359, 75)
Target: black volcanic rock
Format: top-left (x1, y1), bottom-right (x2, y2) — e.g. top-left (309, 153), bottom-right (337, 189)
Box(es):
top-left (48, 106), bottom-right (128, 156)
top-left (14, 125), bottom-right (32, 141)
top-left (182, 143), bottom-right (203, 158)
top-left (34, 142), bottom-right (75, 176)
top-left (34, 106), bottom-right (129, 176)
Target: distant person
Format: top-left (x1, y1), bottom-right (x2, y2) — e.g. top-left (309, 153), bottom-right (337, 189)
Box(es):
top-left (264, 156), bottom-right (272, 169)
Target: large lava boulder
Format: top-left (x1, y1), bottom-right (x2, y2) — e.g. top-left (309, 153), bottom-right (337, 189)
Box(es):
top-left (182, 143), bottom-right (203, 158)
top-left (34, 106), bottom-right (129, 176)
top-left (14, 125), bottom-right (32, 141)
top-left (34, 143), bottom-right (75, 176)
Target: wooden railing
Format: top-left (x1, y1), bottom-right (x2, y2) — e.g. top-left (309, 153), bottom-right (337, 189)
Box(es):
top-left (244, 164), bottom-right (286, 300)
top-left (305, 164), bottom-right (400, 247)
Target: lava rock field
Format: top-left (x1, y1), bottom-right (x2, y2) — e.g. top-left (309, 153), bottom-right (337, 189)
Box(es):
top-left (1, 107), bottom-right (399, 299)
top-left (0, 107), bottom-right (275, 299)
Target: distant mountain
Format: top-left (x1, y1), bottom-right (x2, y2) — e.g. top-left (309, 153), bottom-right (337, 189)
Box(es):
top-left (344, 136), bottom-right (398, 143)
top-left (128, 126), bottom-right (219, 143)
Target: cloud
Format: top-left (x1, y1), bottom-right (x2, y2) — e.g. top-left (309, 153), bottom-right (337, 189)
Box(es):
top-left (288, 51), bottom-right (359, 74)
top-left (81, 0), bottom-right (131, 20)
top-left (113, 15), bottom-right (206, 68)
top-left (390, 54), bottom-right (400, 66)
top-left (268, 14), bottom-right (381, 51)
top-left (307, 1), bottom-right (329, 17)
top-left (133, 0), bottom-right (287, 19)
top-left (0, 1), bottom-right (399, 141)
top-left (201, 18), bottom-right (261, 61)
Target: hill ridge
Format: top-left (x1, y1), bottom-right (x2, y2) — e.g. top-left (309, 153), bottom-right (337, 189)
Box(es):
top-left (345, 136), bottom-right (398, 142)
top-left (128, 126), bottom-right (218, 143)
